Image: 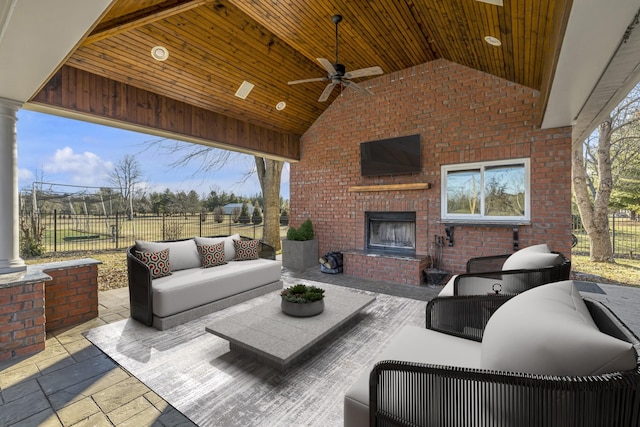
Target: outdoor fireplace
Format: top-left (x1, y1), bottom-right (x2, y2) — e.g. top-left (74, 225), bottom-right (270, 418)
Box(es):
top-left (366, 211), bottom-right (416, 256)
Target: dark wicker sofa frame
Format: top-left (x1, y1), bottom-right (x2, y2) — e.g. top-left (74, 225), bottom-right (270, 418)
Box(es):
top-left (127, 236), bottom-right (276, 327)
top-left (449, 251), bottom-right (571, 296)
top-left (369, 295), bottom-right (640, 427)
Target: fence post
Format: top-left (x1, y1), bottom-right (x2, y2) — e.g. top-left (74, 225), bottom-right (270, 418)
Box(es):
top-left (115, 212), bottom-right (119, 249)
top-left (162, 214), bottom-right (166, 241)
top-left (53, 209), bottom-right (57, 253)
top-left (612, 214), bottom-right (616, 255)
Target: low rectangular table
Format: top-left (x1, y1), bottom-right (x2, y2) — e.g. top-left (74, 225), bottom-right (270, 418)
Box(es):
top-left (205, 287), bottom-right (376, 371)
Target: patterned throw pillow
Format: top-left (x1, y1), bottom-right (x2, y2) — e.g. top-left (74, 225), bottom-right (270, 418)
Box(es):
top-left (197, 242), bottom-right (227, 268)
top-left (135, 248), bottom-right (172, 279)
top-left (232, 239), bottom-right (260, 261)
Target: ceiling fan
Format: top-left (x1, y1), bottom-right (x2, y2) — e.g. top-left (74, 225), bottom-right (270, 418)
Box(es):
top-left (288, 14), bottom-right (383, 102)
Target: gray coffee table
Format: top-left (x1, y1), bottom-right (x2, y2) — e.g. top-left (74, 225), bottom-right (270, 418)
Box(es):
top-left (205, 287), bottom-right (376, 371)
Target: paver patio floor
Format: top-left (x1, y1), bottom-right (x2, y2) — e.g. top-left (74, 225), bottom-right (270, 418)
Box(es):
top-left (0, 263), bottom-right (637, 426)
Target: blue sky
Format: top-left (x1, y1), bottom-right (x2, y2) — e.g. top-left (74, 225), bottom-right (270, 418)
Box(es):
top-left (16, 110), bottom-right (290, 199)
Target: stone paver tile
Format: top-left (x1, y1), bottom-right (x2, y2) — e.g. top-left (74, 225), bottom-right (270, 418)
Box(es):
top-left (116, 406), bottom-right (162, 427)
top-left (107, 395), bottom-right (154, 425)
top-left (37, 354), bottom-right (78, 376)
top-left (0, 388), bottom-right (51, 426)
top-left (0, 363), bottom-right (40, 388)
top-left (92, 376), bottom-right (151, 414)
top-left (155, 407), bottom-right (198, 427)
top-left (38, 354), bottom-right (117, 395)
top-left (144, 391), bottom-right (168, 411)
top-left (48, 366), bottom-right (131, 411)
top-left (100, 312), bottom-right (128, 324)
top-left (1, 378), bottom-right (41, 403)
top-left (69, 412), bottom-right (112, 427)
top-left (57, 397), bottom-right (101, 426)
top-left (8, 408), bottom-right (62, 427)
top-left (53, 319), bottom-right (107, 345)
top-left (63, 338), bottom-right (104, 362)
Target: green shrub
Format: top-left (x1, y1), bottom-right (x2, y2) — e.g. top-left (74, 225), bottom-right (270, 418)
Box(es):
top-left (280, 284), bottom-right (324, 303)
top-left (286, 218), bottom-right (314, 241)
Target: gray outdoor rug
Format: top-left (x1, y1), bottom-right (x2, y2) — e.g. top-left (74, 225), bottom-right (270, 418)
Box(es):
top-left (85, 279), bottom-right (425, 426)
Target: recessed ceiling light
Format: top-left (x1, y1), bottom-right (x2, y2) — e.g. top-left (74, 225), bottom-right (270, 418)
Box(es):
top-left (276, 101), bottom-right (286, 111)
top-left (235, 81), bottom-right (255, 99)
top-left (484, 36), bottom-right (502, 46)
top-left (151, 46), bottom-right (169, 61)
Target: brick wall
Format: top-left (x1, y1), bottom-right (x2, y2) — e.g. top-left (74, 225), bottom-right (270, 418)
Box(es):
top-left (0, 282), bottom-right (46, 362)
top-left (45, 264), bottom-right (99, 332)
top-left (290, 59), bottom-right (572, 282)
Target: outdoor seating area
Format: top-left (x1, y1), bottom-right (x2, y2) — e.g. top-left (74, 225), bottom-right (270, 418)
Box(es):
top-left (2, 259), bottom-right (640, 426)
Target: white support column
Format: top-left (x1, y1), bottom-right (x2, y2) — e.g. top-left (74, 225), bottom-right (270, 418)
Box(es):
top-left (0, 97), bottom-right (26, 274)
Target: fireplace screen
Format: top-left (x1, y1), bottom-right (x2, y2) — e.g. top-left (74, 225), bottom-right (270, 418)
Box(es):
top-left (366, 212), bottom-right (416, 254)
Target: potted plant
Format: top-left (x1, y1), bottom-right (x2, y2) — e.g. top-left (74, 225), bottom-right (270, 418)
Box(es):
top-left (282, 219), bottom-right (319, 270)
top-left (280, 284), bottom-right (325, 317)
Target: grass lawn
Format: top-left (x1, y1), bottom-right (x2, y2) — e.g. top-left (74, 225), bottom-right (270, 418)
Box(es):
top-left (23, 248), bottom-right (640, 292)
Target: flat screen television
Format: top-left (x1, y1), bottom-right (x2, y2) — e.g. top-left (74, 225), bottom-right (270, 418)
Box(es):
top-left (360, 134), bottom-right (421, 176)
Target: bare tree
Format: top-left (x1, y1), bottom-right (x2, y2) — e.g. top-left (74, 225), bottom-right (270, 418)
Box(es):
top-left (147, 139), bottom-right (285, 250)
top-left (108, 154), bottom-right (143, 219)
top-left (572, 85), bottom-right (640, 262)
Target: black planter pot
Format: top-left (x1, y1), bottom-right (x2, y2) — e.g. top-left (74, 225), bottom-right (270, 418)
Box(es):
top-left (281, 299), bottom-right (324, 317)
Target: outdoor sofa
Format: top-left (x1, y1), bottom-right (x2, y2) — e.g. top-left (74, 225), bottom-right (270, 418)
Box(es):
top-left (127, 234), bottom-right (282, 330)
top-left (439, 243), bottom-right (571, 297)
top-left (344, 280), bottom-right (640, 426)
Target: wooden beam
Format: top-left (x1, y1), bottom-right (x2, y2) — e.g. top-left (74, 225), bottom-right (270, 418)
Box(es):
top-left (83, 0), bottom-right (214, 46)
top-left (29, 66), bottom-right (300, 162)
top-left (348, 183), bottom-right (431, 192)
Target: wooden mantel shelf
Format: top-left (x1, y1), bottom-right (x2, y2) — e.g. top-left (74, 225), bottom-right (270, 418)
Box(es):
top-left (348, 183), bottom-right (431, 192)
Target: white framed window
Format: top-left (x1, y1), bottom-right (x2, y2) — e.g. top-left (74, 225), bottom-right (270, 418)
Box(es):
top-left (441, 158), bottom-right (530, 222)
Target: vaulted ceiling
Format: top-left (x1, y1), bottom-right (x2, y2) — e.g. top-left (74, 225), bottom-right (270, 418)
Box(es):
top-left (63, 0), bottom-right (568, 137)
top-left (2, 0), bottom-right (640, 158)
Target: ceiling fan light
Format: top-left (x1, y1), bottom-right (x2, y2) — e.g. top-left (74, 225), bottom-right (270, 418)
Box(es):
top-left (151, 46), bottom-right (169, 61)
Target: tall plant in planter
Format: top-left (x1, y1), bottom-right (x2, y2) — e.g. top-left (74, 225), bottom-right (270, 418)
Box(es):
top-left (282, 219), bottom-right (319, 270)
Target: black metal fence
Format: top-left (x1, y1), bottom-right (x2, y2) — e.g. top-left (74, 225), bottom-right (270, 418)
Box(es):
top-left (572, 213), bottom-right (640, 259)
top-left (21, 210), bottom-right (289, 254)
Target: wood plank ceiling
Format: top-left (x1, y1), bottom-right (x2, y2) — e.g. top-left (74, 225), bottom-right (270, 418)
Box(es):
top-left (60, 0), bottom-right (567, 137)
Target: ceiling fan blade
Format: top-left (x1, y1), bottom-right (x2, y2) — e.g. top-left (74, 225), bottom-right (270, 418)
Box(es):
top-left (318, 82), bottom-right (337, 102)
top-left (317, 58), bottom-right (337, 75)
top-left (343, 80), bottom-right (373, 96)
top-left (344, 66), bottom-right (384, 79)
top-left (288, 77), bottom-right (328, 85)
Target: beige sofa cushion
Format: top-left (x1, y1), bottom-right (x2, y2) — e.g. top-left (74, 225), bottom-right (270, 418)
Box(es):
top-left (481, 280), bottom-right (637, 376)
top-left (135, 239), bottom-right (200, 271)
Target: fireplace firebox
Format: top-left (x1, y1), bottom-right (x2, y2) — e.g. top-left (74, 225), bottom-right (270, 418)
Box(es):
top-left (366, 212), bottom-right (416, 256)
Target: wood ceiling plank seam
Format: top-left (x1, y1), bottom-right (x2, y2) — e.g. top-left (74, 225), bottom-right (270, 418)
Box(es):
top-left (535, 0), bottom-right (555, 90)
top-left (324, 2), bottom-right (402, 73)
top-left (401, 0), bottom-right (441, 60)
top-left (386, 0), bottom-right (437, 64)
top-left (515, 1), bottom-right (526, 88)
top-left (229, 1), bottom-right (340, 71)
top-left (532, 0), bottom-right (550, 90)
top-left (444, 0), bottom-right (476, 69)
top-left (525, 0), bottom-right (541, 89)
top-left (498, 0), bottom-right (515, 83)
top-left (463, 0), bottom-right (490, 76)
top-left (181, 6), bottom-right (331, 88)
top-left (483, 2), bottom-right (506, 81)
top-left (415, 1), bottom-right (456, 61)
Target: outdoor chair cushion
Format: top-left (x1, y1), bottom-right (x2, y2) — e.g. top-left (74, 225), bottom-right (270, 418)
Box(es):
top-left (135, 248), bottom-right (171, 279)
top-left (344, 325), bottom-right (481, 427)
top-left (196, 241), bottom-right (227, 268)
top-left (481, 280), bottom-right (637, 376)
top-left (439, 244), bottom-right (561, 296)
top-left (135, 238), bottom-right (201, 271)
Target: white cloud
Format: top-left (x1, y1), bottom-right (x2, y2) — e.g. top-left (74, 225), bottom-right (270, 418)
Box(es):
top-left (18, 168), bottom-right (34, 182)
top-left (43, 147), bottom-right (114, 186)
